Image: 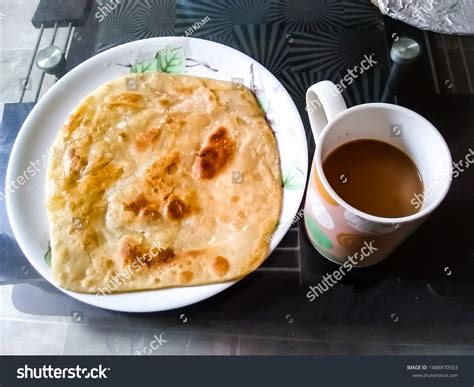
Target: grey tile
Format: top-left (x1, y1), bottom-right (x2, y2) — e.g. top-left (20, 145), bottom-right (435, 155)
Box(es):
top-left (0, 0), bottom-right (68, 103)
top-left (0, 319), bottom-right (66, 354)
top-left (0, 0), bottom-right (40, 51)
top-left (239, 337), bottom-right (333, 355)
top-left (343, 343), bottom-right (418, 355)
top-left (0, 48), bottom-right (59, 103)
top-left (240, 337), bottom-right (474, 356)
top-left (0, 49), bottom-right (35, 102)
top-left (0, 284), bottom-right (70, 323)
top-left (394, 345), bottom-right (474, 355)
top-left (63, 324), bottom-right (150, 355)
top-left (135, 331), bottom-right (189, 356)
top-left (239, 336), bottom-right (474, 355)
top-left (344, 343), bottom-right (474, 355)
top-left (186, 333), bottom-right (238, 355)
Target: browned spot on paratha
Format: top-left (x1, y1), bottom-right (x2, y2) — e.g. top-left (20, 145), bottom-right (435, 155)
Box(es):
top-left (134, 126), bottom-right (161, 152)
top-left (123, 194), bottom-right (161, 222)
top-left (164, 196), bottom-right (188, 221)
top-left (120, 238), bottom-right (148, 266)
top-left (148, 247), bottom-right (176, 268)
top-left (213, 256), bottom-right (230, 276)
top-left (105, 92), bottom-right (146, 108)
top-left (179, 271), bottom-right (194, 284)
top-left (124, 194), bottom-right (148, 215)
top-left (193, 126), bottom-right (235, 179)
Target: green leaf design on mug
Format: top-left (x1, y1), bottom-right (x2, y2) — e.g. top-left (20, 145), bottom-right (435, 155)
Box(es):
top-left (130, 47), bottom-right (186, 74)
top-left (306, 217), bottom-right (333, 249)
top-left (282, 165), bottom-right (305, 190)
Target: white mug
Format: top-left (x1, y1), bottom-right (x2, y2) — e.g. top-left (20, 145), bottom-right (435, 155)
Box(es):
top-left (304, 81), bottom-right (452, 267)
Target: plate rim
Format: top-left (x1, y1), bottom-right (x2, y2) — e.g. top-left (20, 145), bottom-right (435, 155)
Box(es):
top-left (5, 36), bottom-right (308, 312)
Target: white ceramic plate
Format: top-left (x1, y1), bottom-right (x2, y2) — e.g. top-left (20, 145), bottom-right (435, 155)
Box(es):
top-left (6, 37), bottom-right (307, 312)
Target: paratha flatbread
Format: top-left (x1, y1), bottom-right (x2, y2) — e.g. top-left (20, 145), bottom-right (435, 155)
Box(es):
top-left (46, 72), bottom-right (282, 293)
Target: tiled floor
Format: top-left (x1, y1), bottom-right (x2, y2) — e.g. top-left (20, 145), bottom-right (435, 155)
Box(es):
top-left (0, 284), bottom-right (66, 354)
top-left (2, 282), bottom-right (474, 355)
top-left (0, 319), bottom-right (67, 355)
top-left (0, 0), bottom-right (67, 103)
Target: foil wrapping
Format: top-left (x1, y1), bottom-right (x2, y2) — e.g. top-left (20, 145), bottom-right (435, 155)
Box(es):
top-left (372, 0), bottom-right (474, 35)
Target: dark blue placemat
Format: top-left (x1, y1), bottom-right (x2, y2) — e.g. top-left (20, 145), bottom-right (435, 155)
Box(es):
top-left (0, 103), bottom-right (40, 284)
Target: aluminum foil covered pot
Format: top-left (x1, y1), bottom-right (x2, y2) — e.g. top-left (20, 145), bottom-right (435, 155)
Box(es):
top-left (372, 0), bottom-right (474, 35)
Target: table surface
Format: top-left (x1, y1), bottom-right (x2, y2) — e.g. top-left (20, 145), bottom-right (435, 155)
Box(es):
top-left (0, 0), bottom-right (473, 356)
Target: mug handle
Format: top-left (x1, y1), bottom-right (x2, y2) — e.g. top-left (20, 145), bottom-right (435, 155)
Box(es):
top-left (306, 81), bottom-right (348, 142)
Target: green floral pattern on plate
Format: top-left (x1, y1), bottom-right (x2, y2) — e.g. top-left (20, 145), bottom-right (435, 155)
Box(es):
top-left (282, 164), bottom-right (305, 190)
top-left (44, 246), bottom-right (52, 267)
top-left (130, 47), bottom-right (186, 74)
